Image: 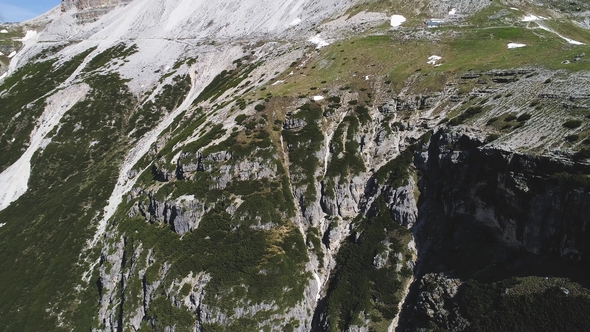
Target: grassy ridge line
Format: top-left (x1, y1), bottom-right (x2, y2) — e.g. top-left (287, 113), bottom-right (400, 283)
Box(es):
top-left (269, 25), bottom-right (588, 98)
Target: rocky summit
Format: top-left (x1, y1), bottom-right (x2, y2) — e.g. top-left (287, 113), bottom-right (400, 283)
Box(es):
top-left (0, 0), bottom-right (589, 331)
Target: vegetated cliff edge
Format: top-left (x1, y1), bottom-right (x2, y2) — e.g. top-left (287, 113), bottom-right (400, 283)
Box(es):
top-left (0, 0), bottom-right (589, 331)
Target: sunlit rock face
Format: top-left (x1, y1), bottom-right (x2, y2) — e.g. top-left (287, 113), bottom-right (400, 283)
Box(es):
top-left (61, 0), bottom-right (132, 22)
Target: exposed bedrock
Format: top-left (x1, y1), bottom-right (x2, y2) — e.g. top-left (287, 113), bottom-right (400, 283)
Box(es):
top-left (61, 0), bottom-right (132, 22)
top-left (416, 127), bottom-right (590, 262)
top-left (397, 127), bottom-right (590, 331)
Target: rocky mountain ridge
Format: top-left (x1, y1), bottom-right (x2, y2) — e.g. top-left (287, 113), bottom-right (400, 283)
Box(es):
top-left (61, 0), bottom-right (132, 23)
top-left (0, 0), bottom-right (589, 331)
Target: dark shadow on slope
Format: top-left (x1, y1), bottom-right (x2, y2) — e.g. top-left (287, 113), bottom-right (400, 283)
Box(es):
top-left (311, 296), bottom-right (329, 332)
top-left (396, 128), bottom-right (590, 332)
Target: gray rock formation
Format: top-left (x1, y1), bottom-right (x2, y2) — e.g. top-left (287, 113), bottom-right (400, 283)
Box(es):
top-left (130, 190), bottom-right (207, 234)
top-left (95, 233), bottom-right (126, 332)
top-left (417, 127), bottom-right (590, 259)
top-left (320, 175), bottom-right (365, 218)
top-left (386, 176), bottom-right (418, 228)
top-left (61, 0), bottom-right (132, 22)
top-left (283, 118), bottom-right (308, 130)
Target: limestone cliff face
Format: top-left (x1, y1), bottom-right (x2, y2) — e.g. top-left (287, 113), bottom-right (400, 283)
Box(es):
top-left (4, 0), bottom-right (590, 330)
top-left (397, 127), bottom-right (590, 331)
top-left (416, 128), bottom-right (590, 262)
top-left (61, 0), bottom-right (130, 11)
top-left (61, 0), bottom-right (132, 22)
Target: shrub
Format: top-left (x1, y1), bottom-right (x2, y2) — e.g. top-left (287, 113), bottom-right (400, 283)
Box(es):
top-left (449, 106), bottom-right (483, 126)
top-left (549, 172), bottom-right (590, 189)
top-left (486, 117), bottom-right (498, 125)
top-left (504, 114), bottom-right (517, 122)
top-left (457, 278), bottom-right (590, 332)
top-left (486, 134), bottom-right (500, 142)
top-left (355, 106), bottom-right (371, 125)
top-left (563, 119), bottom-right (582, 129)
top-left (328, 96), bottom-right (341, 103)
top-left (517, 113), bottom-right (532, 122)
top-left (254, 104), bottom-right (266, 112)
top-left (281, 103), bottom-right (324, 202)
top-left (576, 147), bottom-right (590, 159)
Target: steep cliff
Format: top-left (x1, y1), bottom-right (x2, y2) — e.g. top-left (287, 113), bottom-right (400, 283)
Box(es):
top-left (397, 127), bottom-right (590, 331)
top-left (61, 0), bottom-right (132, 23)
top-left (417, 128), bottom-right (590, 261)
top-left (0, 0), bottom-right (589, 331)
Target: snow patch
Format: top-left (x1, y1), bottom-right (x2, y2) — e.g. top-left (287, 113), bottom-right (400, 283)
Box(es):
top-left (522, 14), bottom-right (544, 22)
top-left (522, 14), bottom-right (585, 45)
top-left (566, 39), bottom-right (585, 46)
top-left (449, 8), bottom-right (457, 15)
top-left (0, 84), bottom-right (90, 211)
top-left (390, 15), bottom-right (406, 27)
top-left (0, 29), bottom-right (7, 33)
top-left (508, 43), bottom-right (526, 49)
top-left (427, 55), bottom-right (442, 65)
top-left (510, 7), bottom-right (519, 11)
top-left (536, 23), bottom-right (585, 45)
top-left (0, 223), bottom-right (5, 228)
top-left (7, 51), bottom-right (16, 58)
top-left (0, 72), bottom-right (7, 80)
top-left (271, 80), bottom-right (285, 86)
top-left (289, 18), bottom-right (302, 26)
top-left (18, 30), bottom-right (37, 41)
top-left (309, 35), bottom-right (330, 49)
top-left (313, 95), bottom-right (324, 101)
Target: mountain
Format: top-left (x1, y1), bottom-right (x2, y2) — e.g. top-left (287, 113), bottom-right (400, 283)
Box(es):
top-left (0, 0), bottom-right (589, 331)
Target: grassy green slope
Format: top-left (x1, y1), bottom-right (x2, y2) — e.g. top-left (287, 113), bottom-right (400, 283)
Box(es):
top-left (0, 1), bottom-right (589, 330)
top-left (0, 47), bottom-right (141, 331)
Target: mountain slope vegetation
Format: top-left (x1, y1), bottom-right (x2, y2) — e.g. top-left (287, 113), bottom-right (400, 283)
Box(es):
top-left (0, 0), bottom-right (589, 331)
